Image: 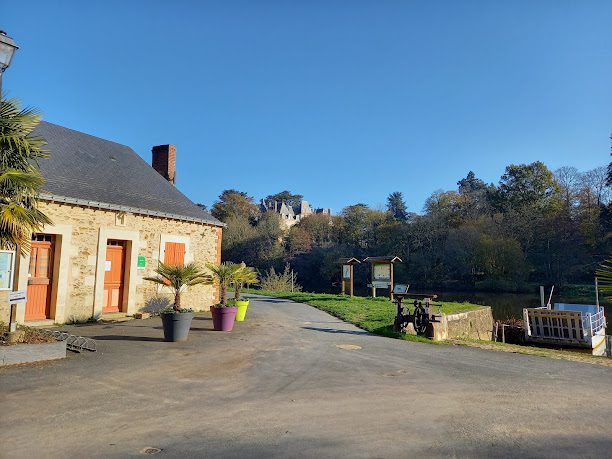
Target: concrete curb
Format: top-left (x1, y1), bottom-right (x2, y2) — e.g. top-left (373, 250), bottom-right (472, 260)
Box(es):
top-left (0, 340), bottom-right (67, 366)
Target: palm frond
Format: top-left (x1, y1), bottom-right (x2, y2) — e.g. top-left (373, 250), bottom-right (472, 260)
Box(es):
top-left (232, 262), bottom-right (259, 287)
top-left (206, 262), bottom-right (243, 286)
top-left (144, 262), bottom-right (212, 292)
top-left (596, 259), bottom-right (612, 301)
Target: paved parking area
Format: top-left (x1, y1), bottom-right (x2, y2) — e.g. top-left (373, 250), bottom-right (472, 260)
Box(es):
top-left (1, 295), bottom-right (611, 458)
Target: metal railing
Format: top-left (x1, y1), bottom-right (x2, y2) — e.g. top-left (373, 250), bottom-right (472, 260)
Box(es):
top-left (583, 308), bottom-right (606, 337)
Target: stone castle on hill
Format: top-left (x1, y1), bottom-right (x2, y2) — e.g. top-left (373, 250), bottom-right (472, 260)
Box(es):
top-left (260, 199), bottom-right (331, 229)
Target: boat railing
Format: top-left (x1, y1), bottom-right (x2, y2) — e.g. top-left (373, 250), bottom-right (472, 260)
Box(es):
top-left (583, 308), bottom-right (606, 337)
top-left (524, 306), bottom-right (606, 343)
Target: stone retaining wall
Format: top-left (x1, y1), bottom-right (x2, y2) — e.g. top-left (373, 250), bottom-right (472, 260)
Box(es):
top-left (430, 307), bottom-right (494, 341)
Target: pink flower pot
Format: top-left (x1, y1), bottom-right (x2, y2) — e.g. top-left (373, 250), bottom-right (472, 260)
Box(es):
top-left (210, 306), bottom-right (238, 331)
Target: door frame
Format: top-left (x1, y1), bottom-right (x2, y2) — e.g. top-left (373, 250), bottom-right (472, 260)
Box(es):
top-left (93, 228), bottom-right (139, 318)
top-left (103, 240), bottom-right (127, 313)
top-left (16, 224), bottom-right (72, 324)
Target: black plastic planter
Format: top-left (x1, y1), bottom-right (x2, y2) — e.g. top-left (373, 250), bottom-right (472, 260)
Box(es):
top-left (160, 312), bottom-right (194, 342)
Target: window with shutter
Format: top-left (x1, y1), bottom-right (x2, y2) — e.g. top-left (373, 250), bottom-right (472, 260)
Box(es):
top-left (164, 242), bottom-right (185, 267)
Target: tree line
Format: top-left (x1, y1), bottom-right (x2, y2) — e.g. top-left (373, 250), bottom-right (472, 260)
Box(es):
top-left (212, 160), bottom-right (611, 294)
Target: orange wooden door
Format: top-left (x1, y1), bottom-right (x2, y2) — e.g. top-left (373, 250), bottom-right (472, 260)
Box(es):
top-left (103, 240), bottom-right (126, 313)
top-left (26, 235), bottom-right (55, 321)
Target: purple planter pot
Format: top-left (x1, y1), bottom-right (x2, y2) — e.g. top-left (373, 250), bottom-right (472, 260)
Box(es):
top-left (210, 306), bottom-right (238, 331)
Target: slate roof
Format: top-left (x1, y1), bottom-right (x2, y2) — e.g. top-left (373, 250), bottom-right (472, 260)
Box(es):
top-left (32, 121), bottom-right (222, 227)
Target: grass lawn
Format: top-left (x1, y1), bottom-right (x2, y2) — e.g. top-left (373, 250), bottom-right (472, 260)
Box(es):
top-left (253, 290), bottom-right (481, 343)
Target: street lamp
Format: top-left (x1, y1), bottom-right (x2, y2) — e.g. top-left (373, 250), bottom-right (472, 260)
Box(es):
top-left (0, 31), bottom-right (19, 97)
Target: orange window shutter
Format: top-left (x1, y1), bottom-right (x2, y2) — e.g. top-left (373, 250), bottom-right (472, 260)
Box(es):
top-left (165, 242), bottom-right (185, 267)
top-left (164, 242), bottom-right (174, 265)
top-left (175, 243), bottom-right (185, 267)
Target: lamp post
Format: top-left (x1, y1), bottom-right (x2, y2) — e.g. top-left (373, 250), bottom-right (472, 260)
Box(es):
top-left (0, 31), bottom-right (19, 97)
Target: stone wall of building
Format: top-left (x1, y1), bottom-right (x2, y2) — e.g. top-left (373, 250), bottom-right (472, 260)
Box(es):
top-left (0, 291), bottom-right (10, 324)
top-left (0, 201), bottom-right (222, 324)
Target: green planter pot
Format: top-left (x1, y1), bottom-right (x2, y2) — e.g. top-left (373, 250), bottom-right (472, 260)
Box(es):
top-left (235, 300), bottom-right (250, 321)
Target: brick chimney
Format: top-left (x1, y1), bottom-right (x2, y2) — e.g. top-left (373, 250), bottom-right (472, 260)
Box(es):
top-left (151, 144), bottom-right (176, 185)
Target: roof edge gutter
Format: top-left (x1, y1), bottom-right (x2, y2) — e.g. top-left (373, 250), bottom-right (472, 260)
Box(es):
top-left (39, 193), bottom-right (225, 227)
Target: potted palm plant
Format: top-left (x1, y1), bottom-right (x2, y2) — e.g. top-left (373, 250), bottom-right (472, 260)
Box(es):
top-left (232, 263), bottom-right (259, 321)
top-left (207, 262), bottom-right (242, 331)
top-left (144, 262), bottom-right (212, 342)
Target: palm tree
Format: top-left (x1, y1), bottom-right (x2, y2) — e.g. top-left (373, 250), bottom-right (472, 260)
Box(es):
top-left (144, 262), bottom-right (212, 311)
top-left (0, 97), bottom-right (51, 254)
top-left (206, 262), bottom-right (242, 306)
top-left (232, 263), bottom-right (259, 301)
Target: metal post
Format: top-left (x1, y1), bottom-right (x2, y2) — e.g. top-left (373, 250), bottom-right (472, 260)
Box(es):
top-left (9, 303), bottom-right (17, 332)
top-left (540, 286), bottom-right (545, 308)
top-left (291, 270), bottom-right (294, 292)
top-left (547, 286), bottom-right (554, 309)
top-left (341, 265), bottom-right (345, 295)
top-left (371, 264), bottom-right (376, 298)
top-left (389, 263), bottom-right (394, 301)
top-left (595, 277), bottom-right (600, 310)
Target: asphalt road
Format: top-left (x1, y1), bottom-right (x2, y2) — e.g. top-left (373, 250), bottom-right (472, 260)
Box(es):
top-left (1, 295), bottom-right (611, 458)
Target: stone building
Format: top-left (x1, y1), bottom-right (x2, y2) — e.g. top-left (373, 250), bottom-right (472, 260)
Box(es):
top-left (260, 199), bottom-right (331, 229)
top-left (0, 121), bottom-right (223, 325)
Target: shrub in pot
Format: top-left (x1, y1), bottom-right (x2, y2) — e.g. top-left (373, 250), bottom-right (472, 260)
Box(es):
top-left (207, 262), bottom-right (242, 331)
top-left (232, 263), bottom-right (259, 321)
top-left (144, 262), bottom-right (212, 342)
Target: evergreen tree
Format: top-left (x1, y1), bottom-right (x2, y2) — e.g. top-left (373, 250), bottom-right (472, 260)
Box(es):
top-left (386, 191), bottom-right (408, 221)
top-left (211, 189), bottom-right (260, 223)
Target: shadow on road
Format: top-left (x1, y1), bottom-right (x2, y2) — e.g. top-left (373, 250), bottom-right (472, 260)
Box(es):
top-left (253, 297), bottom-right (292, 303)
top-left (91, 335), bottom-right (163, 342)
top-left (302, 326), bottom-right (369, 335)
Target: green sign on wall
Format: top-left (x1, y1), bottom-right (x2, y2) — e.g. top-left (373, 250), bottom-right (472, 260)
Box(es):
top-left (137, 256), bottom-right (146, 268)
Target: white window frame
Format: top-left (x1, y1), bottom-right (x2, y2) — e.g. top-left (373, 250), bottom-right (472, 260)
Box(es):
top-left (0, 250), bottom-right (16, 291)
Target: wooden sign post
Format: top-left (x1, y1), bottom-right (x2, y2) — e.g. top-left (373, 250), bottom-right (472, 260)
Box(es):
top-left (338, 258), bottom-right (360, 297)
top-left (363, 256), bottom-right (402, 300)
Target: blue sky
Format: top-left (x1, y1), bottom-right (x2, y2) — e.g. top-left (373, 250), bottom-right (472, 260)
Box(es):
top-left (3, 0), bottom-right (611, 213)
